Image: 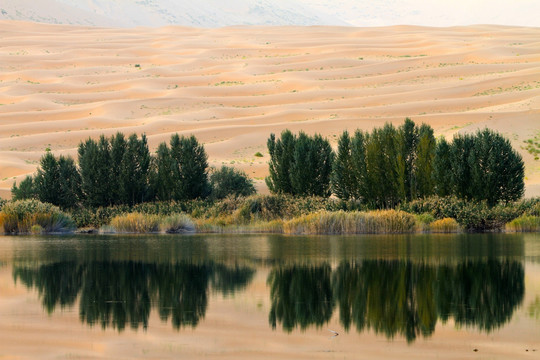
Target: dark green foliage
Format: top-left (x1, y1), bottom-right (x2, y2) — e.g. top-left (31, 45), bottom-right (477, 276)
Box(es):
top-left (400, 118), bottom-right (418, 201)
top-left (57, 156), bottom-right (82, 209)
top-left (78, 136), bottom-right (113, 208)
top-left (266, 131), bottom-right (334, 197)
top-left (11, 175), bottom-right (35, 201)
top-left (33, 152), bottom-right (61, 205)
top-left (110, 132), bottom-right (127, 203)
top-left (169, 134), bottom-right (210, 200)
top-left (266, 130), bottom-right (296, 194)
top-left (449, 134), bottom-right (475, 200)
top-left (119, 134), bottom-right (151, 205)
top-left (350, 130), bottom-right (368, 200)
top-left (151, 142), bottom-right (174, 202)
top-left (415, 124), bottom-right (436, 197)
top-left (468, 129), bottom-right (524, 205)
top-left (209, 166), bottom-right (256, 200)
top-left (432, 137), bottom-right (452, 197)
top-left (365, 123), bottom-right (405, 208)
top-left (400, 195), bottom-right (532, 231)
top-left (332, 131), bottom-right (356, 200)
top-left (290, 132), bottom-right (334, 197)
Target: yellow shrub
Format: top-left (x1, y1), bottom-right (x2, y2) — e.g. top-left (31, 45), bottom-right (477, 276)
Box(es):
top-left (430, 218), bottom-right (460, 233)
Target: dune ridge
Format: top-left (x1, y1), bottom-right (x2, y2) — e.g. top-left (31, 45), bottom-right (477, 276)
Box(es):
top-left (1, 21), bottom-right (539, 198)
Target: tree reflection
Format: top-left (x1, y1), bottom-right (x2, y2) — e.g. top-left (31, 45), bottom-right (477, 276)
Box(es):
top-left (13, 261), bottom-right (254, 332)
top-left (269, 259), bottom-right (524, 342)
top-left (268, 264), bottom-right (334, 332)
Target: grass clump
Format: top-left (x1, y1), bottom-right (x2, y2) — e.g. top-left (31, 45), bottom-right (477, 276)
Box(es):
top-left (506, 215), bottom-right (540, 232)
top-left (283, 210), bottom-right (416, 235)
top-left (430, 218), bottom-right (460, 233)
top-left (160, 214), bottom-right (195, 233)
top-left (109, 213), bottom-right (161, 233)
top-left (0, 199), bottom-right (75, 234)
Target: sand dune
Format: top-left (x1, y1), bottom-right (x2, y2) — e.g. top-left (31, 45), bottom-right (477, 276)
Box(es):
top-left (1, 21), bottom-right (539, 198)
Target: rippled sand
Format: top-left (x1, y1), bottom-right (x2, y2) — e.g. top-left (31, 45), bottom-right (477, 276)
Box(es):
top-left (1, 21), bottom-right (539, 197)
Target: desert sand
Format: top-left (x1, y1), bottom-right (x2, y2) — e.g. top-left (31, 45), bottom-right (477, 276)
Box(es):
top-left (1, 21), bottom-right (539, 198)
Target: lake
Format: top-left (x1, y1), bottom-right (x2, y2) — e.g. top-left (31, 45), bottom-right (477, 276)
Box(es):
top-left (1, 233), bottom-right (539, 359)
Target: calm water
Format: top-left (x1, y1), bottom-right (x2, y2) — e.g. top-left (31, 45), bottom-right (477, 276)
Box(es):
top-left (1, 233), bottom-right (539, 359)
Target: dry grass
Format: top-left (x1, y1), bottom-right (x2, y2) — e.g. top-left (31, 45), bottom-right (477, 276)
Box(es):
top-left (430, 218), bottom-right (460, 233)
top-left (283, 210), bottom-right (416, 235)
top-left (109, 213), bottom-right (161, 233)
top-left (160, 214), bottom-right (195, 233)
top-left (506, 215), bottom-right (540, 232)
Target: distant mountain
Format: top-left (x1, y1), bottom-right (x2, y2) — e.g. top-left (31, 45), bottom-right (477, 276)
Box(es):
top-left (1, 0), bottom-right (539, 28)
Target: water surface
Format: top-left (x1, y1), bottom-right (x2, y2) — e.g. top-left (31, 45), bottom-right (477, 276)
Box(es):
top-left (1, 233), bottom-right (539, 359)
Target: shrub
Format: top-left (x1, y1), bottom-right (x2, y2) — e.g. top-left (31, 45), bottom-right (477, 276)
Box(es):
top-left (283, 210), bottom-right (416, 235)
top-left (430, 218), bottom-right (460, 233)
top-left (415, 213), bottom-right (435, 232)
top-left (0, 200), bottom-right (75, 234)
top-left (209, 166), bottom-right (256, 200)
top-left (109, 213), bottom-right (161, 233)
top-left (506, 215), bottom-right (540, 232)
top-left (160, 214), bottom-right (195, 233)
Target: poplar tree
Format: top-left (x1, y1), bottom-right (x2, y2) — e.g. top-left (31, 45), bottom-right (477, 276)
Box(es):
top-left (400, 118), bottom-right (418, 201)
top-left (415, 124), bottom-right (436, 198)
top-left (120, 134), bottom-right (151, 205)
top-left (110, 132), bottom-right (127, 204)
top-left (34, 151), bottom-right (61, 205)
top-left (266, 130), bottom-right (296, 194)
top-left (432, 137), bottom-right (452, 197)
top-left (57, 155), bottom-right (81, 209)
top-left (170, 134), bottom-right (210, 200)
top-left (332, 131), bottom-right (355, 200)
top-left (151, 142), bottom-right (174, 201)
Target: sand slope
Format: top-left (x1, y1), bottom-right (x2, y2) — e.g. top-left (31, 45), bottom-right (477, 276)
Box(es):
top-left (1, 21), bottom-right (539, 198)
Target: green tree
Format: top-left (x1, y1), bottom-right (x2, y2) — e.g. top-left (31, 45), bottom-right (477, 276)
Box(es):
top-left (78, 136), bottom-right (113, 207)
top-left (11, 175), bottom-right (35, 200)
top-left (119, 134), bottom-right (151, 205)
top-left (449, 134), bottom-right (475, 200)
top-left (351, 130), bottom-right (369, 201)
top-left (365, 124), bottom-right (405, 208)
top-left (34, 151), bottom-right (61, 205)
top-left (169, 134), bottom-right (210, 200)
top-left (57, 155), bottom-right (82, 209)
top-left (266, 130), bottom-right (296, 194)
top-left (432, 137), bottom-right (452, 197)
top-left (209, 165), bottom-right (256, 199)
top-left (468, 129), bottom-right (524, 205)
top-left (400, 118), bottom-right (419, 201)
top-left (332, 131), bottom-right (356, 200)
top-left (415, 124), bottom-right (436, 198)
top-left (290, 132), bottom-right (334, 197)
top-left (110, 132), bottom-right (127, 204)
top-left (150, 142), bottom-right (174, 201)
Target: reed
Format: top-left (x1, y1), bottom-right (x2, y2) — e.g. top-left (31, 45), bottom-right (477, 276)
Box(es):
top-left (160, 213), bottom-right (195, 233)
top-left (194, 219), bottom-right (284, 234)
top-left (0, 200), bottom-right (75, 234)
top-left (506, 215), bottom-right (540, 232)
top-left (109, 213), bottom-right (161, 233)
top-left (429, 218), bottom-right (460, 233)
top-left (283, 210), bottom-right (416, 235)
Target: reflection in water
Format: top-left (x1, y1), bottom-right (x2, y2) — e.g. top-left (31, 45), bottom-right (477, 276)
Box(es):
top-left (268, 264), bottom-right (333, 331)
top-left (268, 260), bottom-right (524, 342)
top-left (13, 261), bottom-right (255, 331)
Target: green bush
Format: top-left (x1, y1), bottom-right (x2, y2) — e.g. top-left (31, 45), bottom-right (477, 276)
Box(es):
top-left (0, 200), bottom-right (75, 234)
top-left (209, 166), bottom-right (256, 200)
top-left (400, 196), bottom-right (525, 231)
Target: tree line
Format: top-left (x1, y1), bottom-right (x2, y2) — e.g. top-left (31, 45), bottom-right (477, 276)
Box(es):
top-left (12, 133), bottom-right (255, 209)
top-left (266, 118), bottom-right (525, 207)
